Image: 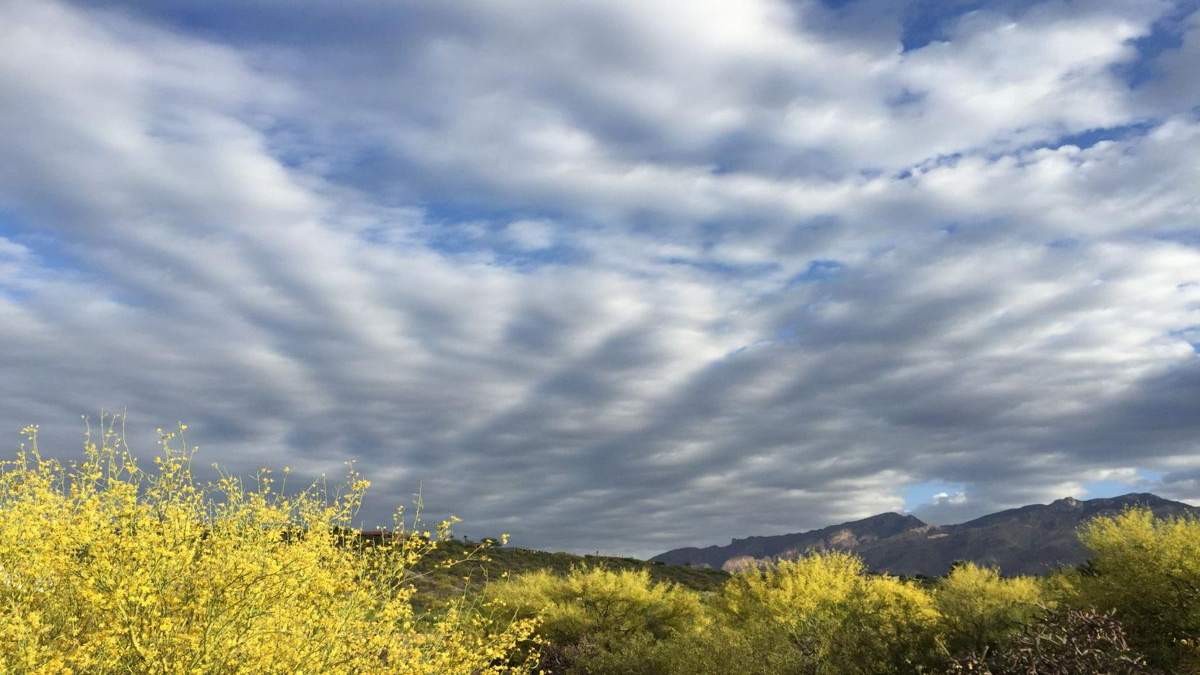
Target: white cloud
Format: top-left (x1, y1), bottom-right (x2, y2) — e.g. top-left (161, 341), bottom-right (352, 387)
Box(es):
top-left (0, 0), bottom-right (1197, 556)
top-left (932, 491), bottom-right (967, 505)
top-left (505, 219), bottom-right (557, 251)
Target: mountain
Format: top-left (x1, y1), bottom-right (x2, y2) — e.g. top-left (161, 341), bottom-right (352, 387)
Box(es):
top-left (650, 512), bottom-right (927, 569)
top-left (858, 493), bottom-right (1200, 576)
top-left (651, 493), bottom-right (1200, 577)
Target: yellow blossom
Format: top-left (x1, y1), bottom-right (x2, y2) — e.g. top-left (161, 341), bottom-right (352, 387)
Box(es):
top-left (0, 417), bottom-right (537, 674)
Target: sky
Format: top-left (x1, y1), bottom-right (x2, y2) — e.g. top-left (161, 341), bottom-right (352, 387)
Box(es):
top-left (1, 0), bottom-right (1199, 557)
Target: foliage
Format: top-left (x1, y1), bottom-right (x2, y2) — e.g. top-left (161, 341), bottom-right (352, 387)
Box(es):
top-left (946, 607), bottom-right (1157, 675)
top-left (410, 539), bottom-right (728, 608)
top-left (0, 421), bottom-right (535, 674)
top-left (1076, 508), bottom-right (1200, 670)
top-left (9, 415), bottom-right (1200, 674)
top-left (685, 551), bottom-right (942, 674)
top-left (934, 562), bottom-right (1045, 656)
top-left (484, 566), bottom-right (705, 674)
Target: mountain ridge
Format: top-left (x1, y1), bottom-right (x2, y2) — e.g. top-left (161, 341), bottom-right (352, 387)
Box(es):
top-left (650, 492), bottom-right (1200, 576)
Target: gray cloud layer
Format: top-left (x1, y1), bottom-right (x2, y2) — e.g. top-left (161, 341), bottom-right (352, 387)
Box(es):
top-left (1, 0), bottom-right (1198, 555)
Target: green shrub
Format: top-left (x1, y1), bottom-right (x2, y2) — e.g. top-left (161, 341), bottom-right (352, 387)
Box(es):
top-left (1076, 508), bottom-right (1200, 670)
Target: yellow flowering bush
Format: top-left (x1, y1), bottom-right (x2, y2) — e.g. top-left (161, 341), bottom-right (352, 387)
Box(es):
top-left (0, 422), bottom-right (536, 674)
top-left (484, 566), bottom-right (705, 674)
top-left (1077, 507), bottom-right (1200, 671)
top-left (691, 551), bottom-right (942, 674)
top-left (934, 562), bottom-right (1045, 656)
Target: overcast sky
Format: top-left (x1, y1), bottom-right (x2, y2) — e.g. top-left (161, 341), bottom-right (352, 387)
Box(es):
top-left (2, 0), bottom-right (1199, 556)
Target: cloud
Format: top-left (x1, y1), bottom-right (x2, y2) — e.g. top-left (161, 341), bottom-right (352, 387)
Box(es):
top-left (505, 219), bottom-right (557, 251)
top-left (911, 490), bottom-right (971, 525)
top-left (0, 0), bottom-right (1197, 556)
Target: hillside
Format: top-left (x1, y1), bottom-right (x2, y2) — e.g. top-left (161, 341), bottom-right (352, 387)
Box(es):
top-left (409, 539), bottom-right (729, 607)
top-left (652, 492), bottom-right (1200, 577)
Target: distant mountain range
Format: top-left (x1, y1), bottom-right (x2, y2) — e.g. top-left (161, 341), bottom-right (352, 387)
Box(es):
top-left (650, 493), bottom-right (1200, 576)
